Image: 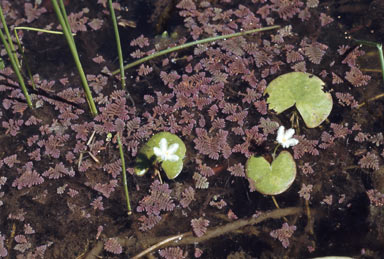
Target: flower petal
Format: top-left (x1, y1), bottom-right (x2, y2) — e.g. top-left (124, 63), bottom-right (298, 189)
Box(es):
top-left (276, 126), bottom-right (285, 143)
top-left (153, 146), bottom-right (162, 157)
top-left (167, 143), bottom-right (179, 154)
top-left (159, 138), bottom-right (168, 152)
top-left (285, 128), bottom-right (295, 139)
top-left (287, 138), bottom-right (299, 147)
top-left (167, 154), bottom-right (179, 162)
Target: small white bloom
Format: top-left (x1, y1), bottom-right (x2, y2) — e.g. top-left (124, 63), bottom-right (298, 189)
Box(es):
top-left (276, 126), bottom-right (299, 148)
top-left (153, 138), bottom-right (179, 162)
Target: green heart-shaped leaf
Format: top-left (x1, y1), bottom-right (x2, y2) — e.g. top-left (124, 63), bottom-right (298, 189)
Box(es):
top-left (246, 151), bottom-right (296, 195)
top-left (134, 132), bottom-right (186, 179)
top-left (265, 72), bottom-right (333, 128)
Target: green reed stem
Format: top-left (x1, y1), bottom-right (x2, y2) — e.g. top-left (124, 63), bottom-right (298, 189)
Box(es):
top-left (111, 25), bottom-right (280, 75)
top-left (108, 0), bottom-right (126, 89)
top-left (377, 44), bottom-right (384, 85)
top-left (0, 6), bottom-right (33, 108)
top-left (117, 133), bottom-right (132, 215)
top-left (50, 0), bottom-right (98, 116)
top-left (353, 38), bottom-right (384, 85)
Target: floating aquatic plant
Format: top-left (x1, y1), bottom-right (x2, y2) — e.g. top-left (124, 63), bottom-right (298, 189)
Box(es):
top-left (246, 151), bottom-right (296, 195)
top-left (265, 72), bottom-right (333, 128)
top-left (135, 132), bottom-right (186, 180)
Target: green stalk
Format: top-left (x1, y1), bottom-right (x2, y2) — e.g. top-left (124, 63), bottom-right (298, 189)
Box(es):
top-left (111, 25), bottom-right (280, 75)
top-left (117, 133), bottom-right (132, 215)
top-left (50, 0), bottom-right (98, 116)
top-left (108, 0), bottom-right (126, 89)
top-left (0, 5), bottom-right (20, 68)
top-left (377, 44), bottom-right (384, 85)
top-left (353, 38), bottom-right (384, 85)
top-left (0, 7), bottom-right (33, 108)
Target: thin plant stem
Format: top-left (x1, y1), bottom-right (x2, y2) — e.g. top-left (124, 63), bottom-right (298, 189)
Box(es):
top-left (377, 44), bottom-right (384, 85)
top-left (0, 5), bottom-right (20, 68)
top-left (108, 0), bottom-right (126, 89)
top-left (0, 7), bottom-right (33, 108)
top-left (117, 133), bottom-right (132, 215)
top-left (353, 38), bottom-right (384, 85)
top-left (132, 234), bottom-right (184, 259)
top-left (50, 0), bottom-right (98, 116)
top-left (111, 25), bottom-right (280, 75)
top-left (14, 26), bottom-right (70, 35)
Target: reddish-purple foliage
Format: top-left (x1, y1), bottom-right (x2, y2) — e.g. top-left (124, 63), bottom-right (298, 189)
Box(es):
top-left (210, 198), bottom-right (227, 209)
top-left (137, 180), bottom-right (175, 216)
top-left (299, 162), bottom-right (314, 175)
top-left (138, 64), bottom-right (153, 76)
top-left (94, 180), bottom-right (118, 198)
top-left (0, 233), bottom-right (7, 257)
top-left (24, 3), bottom-right (46, 23)
top-left (320, 13), bottom-right (334, 26)
top-left (335, 92), bottom-right (358, 108)
top-left (159, 247), bottom-right (186, 259)
top-left (292, 135), bottom-right (319, 159)
top-left (14, 234), bottom-right (31, 253)
top-left (271, 0), bottom-right (303, 20)
top-left (2, 119), bottom-right (23, 136)
top-left (358, 152), bottom-right (379, 171)
top-left (42, 162), bottom-right (75, 179)
top-left (367, 189), bottom-right (384, 207)
top-left (331, 123), bottom-right (351, 139)
top-left (71, 122), bottom-right (95, 141)
top-left (67, 188), bottom-right (79, 197)
top-left (228, 163), bottom-right (245, 177)
top-left (232, 126), bottom-right (266, 157)
top-left (39, 134), bottom-right (70, 158)
top-left (342, 46), bottom-right (365, 67)
top-left (23, 223), bottom-right (34, 235)
top-left (103, 160), bottom-right (121, 178)
top-left (66, 11), bottom-right (88, 33)
top-left (91, 196), bottom-right (104, 211)
top-left (354, 132), bottom-right (369, 143)
top-left (302, 39), bottom-right (328, 64)
top-left (88, 18), bottom-right (103, 30)
top-left (322, 195), bottom-right (333, 205)
top-left (12, 162), bottom-right (44, 190)
top-left (370, 133), bottom-right (384, 147)
top-left (138, 214), bottom-right (162, 231)
top-left (191, 217), bottom-right (210, 237)
top-left (194, 128), bottom-right (230, 160)
top-left (28, 148), bottom-right (41, 161)
top-left (196, 161), bottom-right (215, 177)
top-left (130, 35), bottom-right (150, 48)
top-left (104, 238), bottom-right (122, 254)
top-left (160, 71), bottom-right (181, 87)
top-left (298, 184), bottom-right (313, 200)
top-left (345, 66), bottom-right (371, 87)
top-left (270, 223), bottom-right (297, 248)
top-left (193, 173), bottom-right (209, 189)
top-left (8, 209), bottom-right (27, 221)
top-left (180, 186), bottom-right (195, 208)
top-left (3, 154), bottom-right (19, 168)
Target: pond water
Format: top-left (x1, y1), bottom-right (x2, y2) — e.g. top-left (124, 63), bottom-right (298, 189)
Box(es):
top-left (0, 0), bottom-right (384, 258)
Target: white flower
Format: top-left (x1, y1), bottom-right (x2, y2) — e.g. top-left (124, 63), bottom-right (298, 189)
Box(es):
top-left (276, 126), bottom-right (299, 148)
top-left (153, 138), bottom-right (179, 162)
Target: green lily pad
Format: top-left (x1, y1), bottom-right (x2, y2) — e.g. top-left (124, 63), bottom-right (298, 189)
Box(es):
top-left (246, 151), bottom-right (296, 195)
top-left (134, 132), bottom-right (186, 179)
top-left (265, 72), bottom-right (333, 128)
